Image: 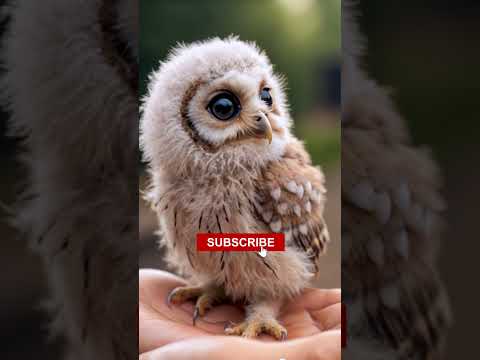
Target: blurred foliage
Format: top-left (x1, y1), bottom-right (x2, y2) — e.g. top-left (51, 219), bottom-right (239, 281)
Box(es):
top-left (297, 119), bottom-right (340, 169)
top-left (140, 0), bottom-right (340, 168)
top-left (358, 1), bottom-right (480, 164)
top-left (140, 0), bottom-right (340, 117)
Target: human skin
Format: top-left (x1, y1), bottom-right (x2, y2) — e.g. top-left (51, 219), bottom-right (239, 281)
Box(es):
top-left (139, 269), bottom-right (341, 359)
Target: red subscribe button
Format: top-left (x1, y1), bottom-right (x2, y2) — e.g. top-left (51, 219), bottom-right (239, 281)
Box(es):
top-left (197, 233), bottom-right (285, 252)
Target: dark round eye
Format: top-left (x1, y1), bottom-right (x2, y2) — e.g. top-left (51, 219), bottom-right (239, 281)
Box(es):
top-left (260, 87), bottom-right (273, 107)
top-left (207, 92), bottom-right (241, 121)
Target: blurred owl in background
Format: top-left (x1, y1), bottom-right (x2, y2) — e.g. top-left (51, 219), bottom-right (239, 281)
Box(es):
top-left (141, 37), bottom-right (330, 340)
top-left (342, 1), bottom-right (451, 358)
top-left (3, 0), bottom-right (138, 359)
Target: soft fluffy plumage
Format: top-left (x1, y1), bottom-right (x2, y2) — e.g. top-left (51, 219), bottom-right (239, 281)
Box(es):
top-left (141, 37), bottom-right (330, 338)
top-left (3, 0), bottom-right (138, 359)
top-left (342, 1), bottom-right (451, 358)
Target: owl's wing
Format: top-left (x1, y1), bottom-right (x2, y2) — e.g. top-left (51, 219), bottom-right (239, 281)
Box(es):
top-left (253, 141), bottom-right (330, 273)
top-left (341, 3), bottom-right (451, 355)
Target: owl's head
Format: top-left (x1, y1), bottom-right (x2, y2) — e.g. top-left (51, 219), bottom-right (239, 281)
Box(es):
top-left (141, 37), bottom-right (292, 177)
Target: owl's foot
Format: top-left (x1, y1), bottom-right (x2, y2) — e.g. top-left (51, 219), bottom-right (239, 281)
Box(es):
top-left (224, 317), bottom-right (288, 341)
top-left (167, 285), bottom-right (226, 326)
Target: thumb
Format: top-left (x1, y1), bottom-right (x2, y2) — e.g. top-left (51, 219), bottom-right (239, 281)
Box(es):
top-left (139, 336), bottom-right (254, 360)
top-left (278, 330), bottom-right (341, 360)
top-left (140, 331), bottom-right (341, 360)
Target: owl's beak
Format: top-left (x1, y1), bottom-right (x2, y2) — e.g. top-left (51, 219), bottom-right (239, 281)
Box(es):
top-left (253, 112), bottom-right (273, 144)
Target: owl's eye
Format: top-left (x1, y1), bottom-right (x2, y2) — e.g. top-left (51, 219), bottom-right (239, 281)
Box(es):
top-left (207, 92), bottom-right (241, 121)
top-left (260, 87), bottom-right (273, 107)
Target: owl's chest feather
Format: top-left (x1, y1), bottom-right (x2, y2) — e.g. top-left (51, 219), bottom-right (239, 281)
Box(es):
top-left (162, 178), bottom-right (262, 239)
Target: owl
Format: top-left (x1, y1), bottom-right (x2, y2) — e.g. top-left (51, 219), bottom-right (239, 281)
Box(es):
top-left (141, 37), bottom-right (330, 340)
top-left (342, 1), bottom-right (451, 358)
top-left (3, 0), bottom-right (138, 359)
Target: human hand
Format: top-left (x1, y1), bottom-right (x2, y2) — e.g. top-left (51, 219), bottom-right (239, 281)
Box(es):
top-left (139, 269), bottom-right (341, 359)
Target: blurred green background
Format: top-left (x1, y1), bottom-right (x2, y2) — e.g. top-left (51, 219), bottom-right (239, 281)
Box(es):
top-left (140, 0), bottom-right (340, 168)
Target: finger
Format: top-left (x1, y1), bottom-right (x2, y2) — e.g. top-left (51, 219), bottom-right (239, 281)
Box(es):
top-left (140, 269), bottom-right (243, 326)
top-left (139, 270), bottom-right (191, 353)
top-left (303, 330), bottom-right (342, 360)
top-left (141, 297), bottom-right (237, 352)
top-left (140, 337), bottom-right (267, 360)
top-left (139, 315), bottom-right (206, 354)
top-left (139, 269), bottom-right (244, 353)
top-left (310, 302), bottom-right (342, 330)
top-left (139, 269), bottom-right (187, 302)
top-left (141, 331), bottom-right (341, 360)
top-left (292, 288), bottom-right (341, 310)
top-left (278, 330), bottom-right (342, 360)
top-left (140, 300), bottom-right (244, 353)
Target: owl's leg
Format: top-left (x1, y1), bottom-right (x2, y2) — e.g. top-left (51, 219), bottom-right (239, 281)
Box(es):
top-left (167, 284), bottom-right (227, 325)
top-left (224, 300), bottom-right (287, 340)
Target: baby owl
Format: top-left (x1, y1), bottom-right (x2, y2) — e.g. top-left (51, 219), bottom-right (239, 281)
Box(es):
top-left (141, 37), bottom-right (330, 340)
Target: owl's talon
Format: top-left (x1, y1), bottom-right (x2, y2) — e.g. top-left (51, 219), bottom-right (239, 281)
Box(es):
top-left (166, 290), bottom-right (176, 308)
top-left (167, 285), bottom-right (226, 326)
top-left (192, 307), bottom-right (200, 326)
top-left (192, 291), bottom-right (224, 326)
top-left (166, 286), bottom-right (203, 306)
top-left (224, 321), bottom-right (247, 336)
top-left (224, 320), bottom-right (235, 330)
top-left (224, 317), bottom-right (287, 340)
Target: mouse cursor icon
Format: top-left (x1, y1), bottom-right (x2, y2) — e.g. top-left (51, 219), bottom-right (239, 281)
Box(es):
top-left (258, 247), bottom-right (267, 257)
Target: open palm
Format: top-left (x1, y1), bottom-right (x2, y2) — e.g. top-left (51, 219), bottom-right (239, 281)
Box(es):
top-left (139, 269), bottom-right (341, 358)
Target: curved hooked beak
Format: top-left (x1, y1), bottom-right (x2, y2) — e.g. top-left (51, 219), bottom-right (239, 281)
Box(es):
top-left (252, 111), bottom-right (273, 144)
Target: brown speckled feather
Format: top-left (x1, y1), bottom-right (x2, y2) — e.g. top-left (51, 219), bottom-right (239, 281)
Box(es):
top-left (254, 140), bottom-right (330, 274)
